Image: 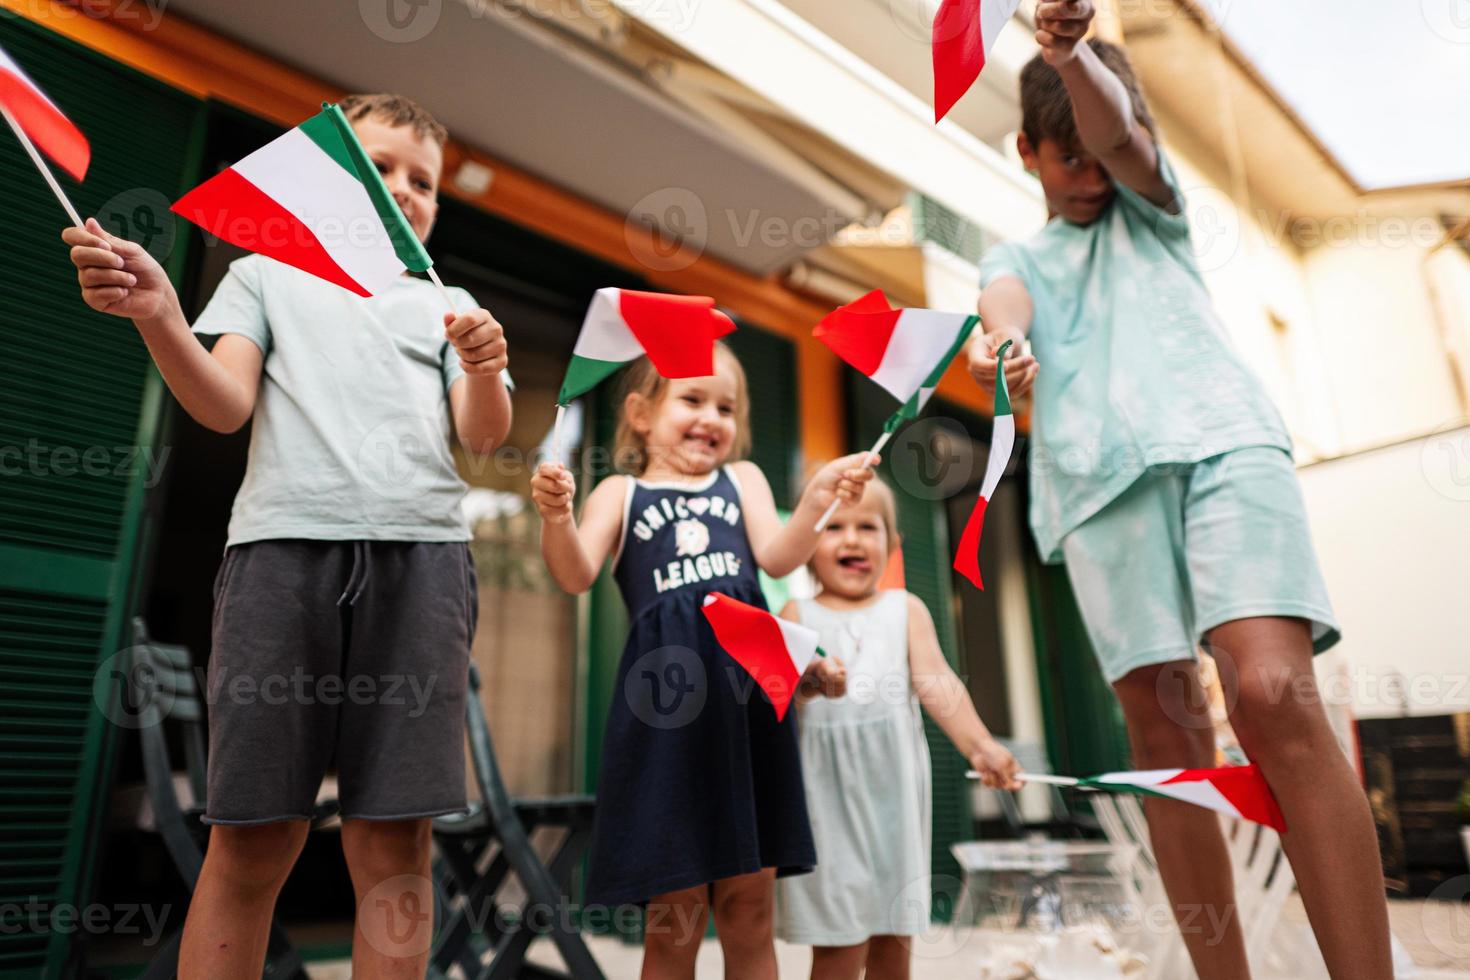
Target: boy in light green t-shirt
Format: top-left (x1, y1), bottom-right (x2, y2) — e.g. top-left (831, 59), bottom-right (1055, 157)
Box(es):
top-left (968, 5), bottom-right (1390, 977)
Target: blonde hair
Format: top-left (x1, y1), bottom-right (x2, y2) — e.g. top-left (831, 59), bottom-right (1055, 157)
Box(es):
top-left (612, 342), bottom-right (751, 475)
top-left (340, 93), bottom-right (448, 147)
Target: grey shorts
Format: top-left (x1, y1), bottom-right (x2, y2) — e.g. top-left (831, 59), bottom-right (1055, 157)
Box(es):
top-left (203, 539), bottom-right (476, 824)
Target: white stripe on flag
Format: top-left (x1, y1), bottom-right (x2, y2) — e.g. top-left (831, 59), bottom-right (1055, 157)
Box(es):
top-left (980, 412), bottom-right (1014, 500)
top-left (774, 617), bottom-right (820, 675)
top-left (869, 309), bottom-right (967, 402)
top-left (571, 288), bottom-right (643, 362)
top-left (233, 127), bottom-right (405, 295)
top-left (1095, 769), bottom-right (1183, 787)
top-left (1153, 780), bottom-right (1242, 818)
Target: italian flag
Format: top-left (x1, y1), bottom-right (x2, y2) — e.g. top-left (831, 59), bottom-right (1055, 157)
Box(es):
top-left (813, 290), bottom-right (978, 433)
top-left (933, 0), bottom-right (1024, 123)
top-left (172, 103), bottom-right (430, 297)
top-left (558, 287), bottom-right (737, 405)
top-left (1078, 766), bottom-right (1287, 833)
top-left (952, 339), bottom-right (1016, 590)
top-left (0, 43), bottom-right (90, 180)
top-left (701, 593), bottom-right (821, 723)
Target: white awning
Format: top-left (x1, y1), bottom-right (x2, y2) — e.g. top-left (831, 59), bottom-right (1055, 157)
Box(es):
top-left (608, 0), bottom-right (1045, 241)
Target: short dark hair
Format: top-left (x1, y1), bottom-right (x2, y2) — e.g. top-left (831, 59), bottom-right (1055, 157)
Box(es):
top-left (1020, 40), bottom-right (1155, 150)
top-left (339, 93), bottom-right (448, 148)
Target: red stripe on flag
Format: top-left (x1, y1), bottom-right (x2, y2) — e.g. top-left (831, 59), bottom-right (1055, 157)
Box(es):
top-left (952, 494), bottom-right (988, 590)
top-left (0, 66), bottom-right (90, 181)
top-left (812, 290), bottom-right (903, 377)
top-left (618, 290), bottom-right (731, 378)
top-left (1164, 765), bottom-right (1288, 833)
top-left (933, 0), bottom-right (984, 124)
top-left (701, 592), bottom-right (802, 722)
top-left (171, 169), bottom-right (369, 297)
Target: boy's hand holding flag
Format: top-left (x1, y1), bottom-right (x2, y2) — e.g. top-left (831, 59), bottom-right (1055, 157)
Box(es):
top-left (952, 338), bottom-right (1017, 590)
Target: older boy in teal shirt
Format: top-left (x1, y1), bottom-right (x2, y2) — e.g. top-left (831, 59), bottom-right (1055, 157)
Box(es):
top-left (968, 5), bottom-right (1390, 977)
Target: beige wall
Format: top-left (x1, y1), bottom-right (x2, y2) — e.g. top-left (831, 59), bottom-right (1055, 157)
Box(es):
top-left (1297, 428), bottom-right (1470, 719)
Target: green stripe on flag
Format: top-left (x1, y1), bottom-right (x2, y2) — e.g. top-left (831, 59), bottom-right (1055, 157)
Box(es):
top-left (882, 314), bottom-right (979, 433)
top-left (993, 337), bottom-right (1014, 416)
top-left (298, 108), bottom-right (359, 176)
top-left (558, 354), bottom-right (626, 406)
top-left (319, 102), bottom-right (433, 272)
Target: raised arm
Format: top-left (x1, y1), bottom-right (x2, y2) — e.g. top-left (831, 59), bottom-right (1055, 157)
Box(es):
top-left (63, 218), bottom-right (262, 432)
top-left (907, 593), bottom-right (1021, 790)
top-left (967, 276), bottom-right (1038, 399)
top-left (734, 456), bottom-right (874, 579)
top-left (1036, 1), bottom-right (1173, 209)
top-left (531, 464), bottom-right (626, 594)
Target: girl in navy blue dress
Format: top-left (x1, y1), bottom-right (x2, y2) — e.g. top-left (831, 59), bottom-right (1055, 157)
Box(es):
top-left (532, 343), bottom-right (872, 978)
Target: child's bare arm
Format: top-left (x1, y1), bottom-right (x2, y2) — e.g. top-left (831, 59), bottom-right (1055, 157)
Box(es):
top-left (735, 456), bottom-right (875, 579)
top-left (1036, 1), bottom-right (1174, 209)
top-left (968, 278), bottom-right (1038, 399)
top-left (446, 309), bottom-right (512, 454)
top-left (62, 218), bottom-right (262, 432)
top-left (531, 465), bottom-right (625, 594)
top-left (907, 593), bottom-right (1021, 790)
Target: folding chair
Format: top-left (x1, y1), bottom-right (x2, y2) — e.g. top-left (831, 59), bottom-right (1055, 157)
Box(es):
top-left (128, 618), bottom-right (337, 980)
top-left (430, 662), bottom-right (603, 980)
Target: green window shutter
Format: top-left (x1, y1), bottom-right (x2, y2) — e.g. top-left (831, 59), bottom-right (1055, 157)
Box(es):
top-left (722, 325), bottom-right (798, 509)
top-left (0, 16), bottom-right (204, 978)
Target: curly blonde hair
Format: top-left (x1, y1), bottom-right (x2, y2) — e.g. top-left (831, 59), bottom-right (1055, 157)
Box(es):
top-left (612, 342), bottom-right (751, 475)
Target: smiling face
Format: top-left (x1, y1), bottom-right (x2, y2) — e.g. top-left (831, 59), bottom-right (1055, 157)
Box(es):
top-left (352, 116), bottom-right (443, 242)
top-left (628, 347), bottom-right (746, 478)
top-left (1019, 132), bottom-right (1115, 226)
top-left (811, 491), bottom-right (893, 602)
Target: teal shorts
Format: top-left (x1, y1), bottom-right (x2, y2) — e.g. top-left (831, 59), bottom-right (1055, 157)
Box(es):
top-left (1059, 446), bottom-right (1340, 684)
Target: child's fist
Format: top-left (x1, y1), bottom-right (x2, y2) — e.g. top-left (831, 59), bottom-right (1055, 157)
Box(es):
top-left (969, 738), bottom-right (1022, 791)
top-left (531, 462), bottom-right (576, 525)
top-left (1035, 0), bottom-right (1094, 65)
top-left (967, 330), bottom-right (1037, 399)
top-left (445, 308), bottom-right (508, 377)
top-left (807, 655), bottom-right (847, 700)
top-left (62, 217), bottom-right (174, 321)
top-left (815, 452), bottom-right (877, 511)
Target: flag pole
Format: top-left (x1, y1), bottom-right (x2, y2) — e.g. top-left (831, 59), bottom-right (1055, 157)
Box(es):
top-left (2, 105), bottom-right (83, 228)
top-left (812, 429), bottom-right (892, 532)
top-left (425, 265), bottom-right (459, 316)
top-left (967, 770), bottom-right (1081, 787)
top-left (550, 404), bottom-right (567, 464)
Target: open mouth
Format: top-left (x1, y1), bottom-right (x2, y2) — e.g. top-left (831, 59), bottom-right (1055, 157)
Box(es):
top-left (684, 432), bottom-right (720, 453)
top-left (837, 555), bottom-right (873, 573)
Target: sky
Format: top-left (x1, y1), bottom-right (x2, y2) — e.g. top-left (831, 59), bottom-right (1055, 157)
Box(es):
top-left (1195, 0), bottom-right (1470, 189)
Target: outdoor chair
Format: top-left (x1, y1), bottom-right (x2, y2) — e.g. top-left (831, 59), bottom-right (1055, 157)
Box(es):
top-left (128, 617), bottom-right (337, 980)
top-left (429, 661), bottom-right (603, 980)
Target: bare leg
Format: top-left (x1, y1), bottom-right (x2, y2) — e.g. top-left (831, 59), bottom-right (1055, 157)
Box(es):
top-left (643, 885), bottom-right (709, 980)
top-left (864, 935), bottom-right (912, 980)
top-left (1210, 617), bottom-right (1391, 980)
top-left (341, 818), bottom-right (436, 979)
top-left (178, 821), bottom-right (309, 980)
top-left (1114, 662), bottom-right (1250, 980)
top-left (711, 869), bottom-right (778, 980)
top-left (809, 941), bottom-right (868, 980)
